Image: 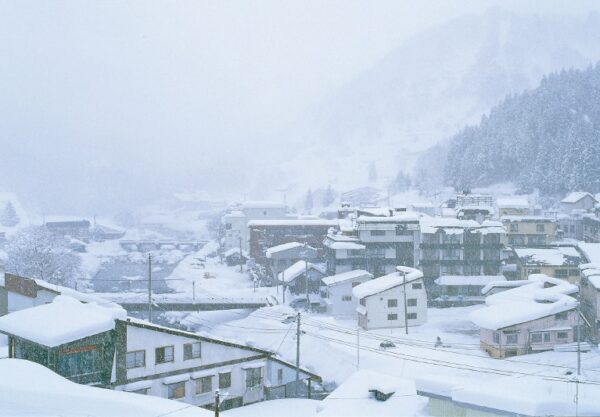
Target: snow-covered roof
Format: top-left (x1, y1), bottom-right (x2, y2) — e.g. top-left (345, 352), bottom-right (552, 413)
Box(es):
top-left (496, 197), bottom-right (529, 208)
top-left (278, 260), bottom-right (326, 283)
top-left (223, 210), bottom-right (245, 219)
top-left (500, 215), bottom-right (553, 222)
top-left (578, 242), bottom-right (600, 264)
top-left (356, 212), bottom-right (421, 223)
top-left (0, 359), bottom-right (212, 417)
top-left (561, 192), bottom-right (596, 204)
top-left (265, 242), bottom-right (304, 258)
top-left (353, 267), bottom-right (423, 299)
top-left (417, 374), bottom-right (600, 417)
top-left (514, 246), bottom-right (582, 266)
top-left (469, 274), bottom-right (578, 330)
top-left (328, 242), bottom-right (365, 250)
top-left (247, 219), bottom-right (338, 227)
top-left (0, 295), bottom-right (126, 347)
top-left (420, 217), bottom-right (504, 235)
top-left (481, 279), bottom-right (531, 295)
top-left (241, 201), bottom-right (286, 209)
top-left (434, 275), bottom-right (506, 287)
top-left (223, 247), bottom-right (248, 258)
top-left (322, 270), bottom-right (373, 286)
top-left (319, 370), bottom-right (427, 417)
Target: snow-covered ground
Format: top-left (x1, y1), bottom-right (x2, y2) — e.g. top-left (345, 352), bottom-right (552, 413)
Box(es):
top-left (177, 302), bottom-right (600, 394)
top-left (222, 399), bottom-right (321, 417)
top-left (0, 359), bottom-right (212, 417)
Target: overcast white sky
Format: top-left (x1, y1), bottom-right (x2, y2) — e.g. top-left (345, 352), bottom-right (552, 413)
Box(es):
top-left (1, 0), bottom-right (599, 212)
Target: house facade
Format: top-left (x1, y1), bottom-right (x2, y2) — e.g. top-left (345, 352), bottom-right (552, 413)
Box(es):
top-left (0, 296), bottom-right (321, 412)
top-left (510, 246), bottom-right (583, 282)
top-left (470, 275), bottom-right (580, 358)
top-left (419, 218), bottom-right (505, 298)
top-left (353, 267), bottom-right (427, 330)
top-left (583, 215), bottom-right (600, 243)
top-left (221, 201), bottom-right (288, 252)
top-left (248, 219), bottom-right (337, 262)
top-left (496, 197), bottom-right (530, 217)
top-left (561, 192), bottom-right (598, 213)
top-left (501, 216), bottom-right (556, 246)
top-left (321, 270), bottom-right (373, 318)
top-left (433, 275), bottom-right (506, 307)
top-left (355, 214), bottom-right (421, 277)
top-left (579, 263), bottom-right (600, 340)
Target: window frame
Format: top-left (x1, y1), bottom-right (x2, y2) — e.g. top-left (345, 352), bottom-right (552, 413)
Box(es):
top-left (195, 375), bottom-right (213, 395)
top-left (155, 345), bottom-right (175, 364)
top-left (167, 381), bottom-right (186, 399)
top-left (219, 372), bottom-right (232, 389)
top-left (126, 350), bottom-right (146, 369)
top-left (184, 342), bottom-right (201, 360)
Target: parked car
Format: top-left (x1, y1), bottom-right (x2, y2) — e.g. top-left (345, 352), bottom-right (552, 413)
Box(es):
top-left (379, 340), bottom-right (396, 349)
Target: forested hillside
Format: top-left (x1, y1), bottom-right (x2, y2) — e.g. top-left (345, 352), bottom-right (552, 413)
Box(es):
top-left (444, 64), bottom-right (600, 195)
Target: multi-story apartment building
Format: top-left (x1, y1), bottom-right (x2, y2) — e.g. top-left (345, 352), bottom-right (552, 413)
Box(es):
top-left (221, 201), bottom-right (288, 252)
top-left (323, 212), bottom-right (421, 278)
top-left (501, 216), bottom-right (556, 246)
top-left (419, 218), bottom-right (505, 297)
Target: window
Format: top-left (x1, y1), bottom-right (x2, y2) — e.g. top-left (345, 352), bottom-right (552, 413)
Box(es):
top-left (155, 346), bottom-right (174, 364)
top-left (555, 312), bottom-right (568, 320)
top-left (569, 269), bottom-right (579, 277)
top-left (493, 332), bottom-right (500, 344)
top-left (531, 333), bottom-right (542, 343)
top-left (510, 223), bottom-right (519, 232)
top-left (555, 269), bottom-right (568, 278)
top-left (443, 234), bottom-right (460, 244)
top-left (387, 314), bottom-right (398, 321)
top-left (219, 372), bottom-right (232, 389)
top-left (184, 342), bottom-right (201, 360)
top-left (407, 313), bottom-right (417, 320)
top-left (412, 283), bottom-right (422, 290)
top-left (443, 248), bottom-right (460, 260)
top-left (543, 332), bottom-right (551, 342)
top-left (407, 298), bottom-right (417, 307)
top-left (387, 299), bottom-right (398, 308)
top-left (225, 223), bottom-right (232, 230)
top-left (167, 381), bottom-right (186, 399)
top-left (370, 230), bottom-right (386, 236)
top-left (359, 298), bottom-right (366, 306)
top-left (277, 369), bottom-right (283, 385)
top-left (195, 376), bottom-right (212, 395)
top-left (536, 223), bottom-right (545, 233)
top-left (506, 334), bottom-right (518, 344)
top-left (126, 350), bottom-right (145, 369)
top-left (557, 332), bottom-right (569, 339)
top-left (245, 367), bottom-right (263, 388)
top-left (342, 295), bottom-right (352, 302)
top-left (528, 268), bottom-right (541, 275)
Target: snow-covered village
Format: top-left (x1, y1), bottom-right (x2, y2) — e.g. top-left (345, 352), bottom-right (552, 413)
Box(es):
top-left (3, 2), bottom-right (600, 417)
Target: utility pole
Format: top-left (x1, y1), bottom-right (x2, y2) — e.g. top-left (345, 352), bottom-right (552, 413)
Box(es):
top-left (576, 291), bottom-right (582, 417)
top-left (402, 269), bottom-right (408, 335)
top-left (305, 258), bottom-right (310, 309)
top-left (239, 235), bottom-right (243, 273)
top-left (214, 389), bottom-right (220, 417)
top-left (356, 327), bottom-right (360, 369)
top-left (282, 270), bottom-right (286, 304)
top-left (148, 253), bottom-right (152, 323)
top-left (296, 312), bottom-right (301, 397)
top-left (192, 280), bottom-right (196, 302)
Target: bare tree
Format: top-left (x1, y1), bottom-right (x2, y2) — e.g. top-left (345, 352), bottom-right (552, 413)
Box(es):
top-left (5, 226), bottom-right (82, 288)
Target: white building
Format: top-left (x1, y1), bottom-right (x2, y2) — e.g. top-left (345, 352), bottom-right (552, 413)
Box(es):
top-left (560, 192), bottom-right (598, 213)
top-left (321, 270), bottom-right (373, 318)
top-left (222, 201), bottom-right (288, 252)
top-left (352, 266), bottom-right (428, 330)
top-left (0, 296), bottom-right (321, 412)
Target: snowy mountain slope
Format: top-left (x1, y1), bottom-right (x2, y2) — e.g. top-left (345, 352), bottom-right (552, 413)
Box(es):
top-left (254, 8), bottom-right (600, 203)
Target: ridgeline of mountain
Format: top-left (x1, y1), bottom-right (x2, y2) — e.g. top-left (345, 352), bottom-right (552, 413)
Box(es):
top-left (255, 8), bottom-right (600, 201)
top-left (444, 64), bottom-right (600, 195)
